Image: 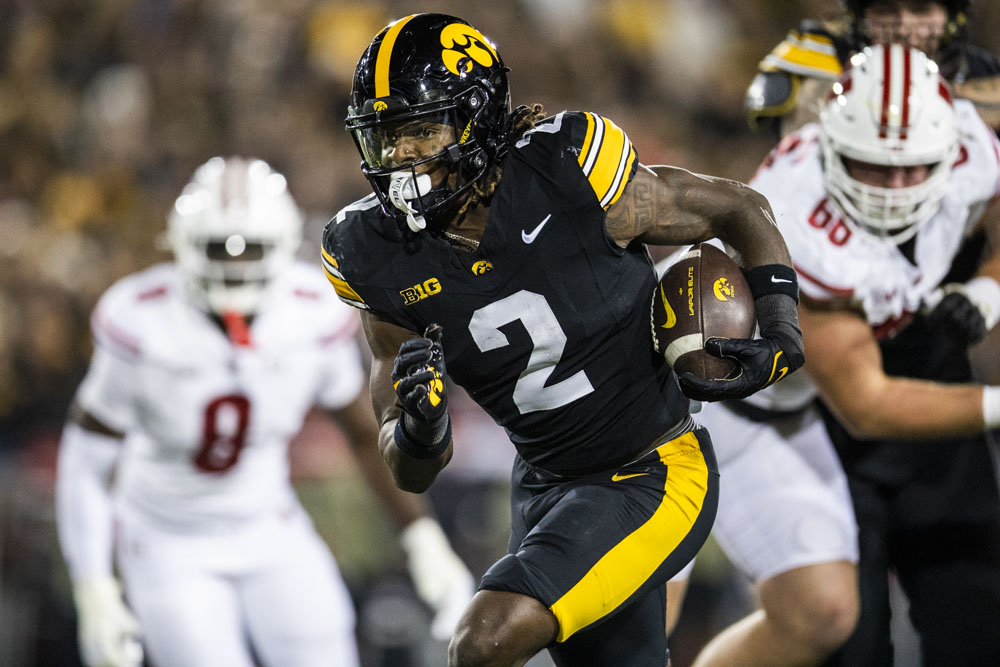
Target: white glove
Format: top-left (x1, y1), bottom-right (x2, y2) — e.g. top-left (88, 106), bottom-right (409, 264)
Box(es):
top-left (73, 576), bottom-right (144, 667)
top-left (400, 517), bottom-right (476, 641)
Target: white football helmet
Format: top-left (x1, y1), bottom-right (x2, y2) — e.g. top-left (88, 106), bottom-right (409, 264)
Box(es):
top-left (167, 157), bottom-right (303, 315)
top-left (820, 43), bottom-right (959, 243)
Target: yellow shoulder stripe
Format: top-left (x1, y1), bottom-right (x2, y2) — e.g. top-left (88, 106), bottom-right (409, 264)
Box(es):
top-left (578, 113), bottom-right (635, 210)
top-left (321, 247), bottom-right (367, 307)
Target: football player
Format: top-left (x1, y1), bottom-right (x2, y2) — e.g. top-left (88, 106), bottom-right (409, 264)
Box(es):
top-left (55, 157), bottom-right (474, 667)
top-left (686, 45), bottom-right (1000, 666)
top-left (746, 1), bottom-right (1000, 138)
top-left (322, 13), bottom-right (804, 666)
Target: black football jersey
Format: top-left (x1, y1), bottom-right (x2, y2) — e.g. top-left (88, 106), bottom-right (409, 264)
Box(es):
top-left (322, 111), bottom-right (689, 475)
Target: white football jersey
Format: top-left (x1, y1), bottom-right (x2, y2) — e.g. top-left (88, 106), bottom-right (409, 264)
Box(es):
top-left (744, 100), bottom-right (1000, 411)
top-left (76, 260), bottom-right (365, 532)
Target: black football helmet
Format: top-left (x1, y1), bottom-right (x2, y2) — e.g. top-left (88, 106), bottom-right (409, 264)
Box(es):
top-left (346, 13), bottom-right (512, 232)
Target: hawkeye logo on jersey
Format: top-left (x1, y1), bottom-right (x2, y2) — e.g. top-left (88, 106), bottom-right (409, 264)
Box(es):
top-left (713, 277), bottom-right (735, 302)
top-left (400, 278), bottom-right (442, 306)
top-left (440, 24), bottom-right (498, 76)
top-left (472, 260), bottom-right (493, 275)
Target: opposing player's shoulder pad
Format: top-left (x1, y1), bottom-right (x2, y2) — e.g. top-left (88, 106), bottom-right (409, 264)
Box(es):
top-left (276, 260), bottom-right (361, 342)
top-left (760, 23), bottom-right (843, 79)
top-left (89, 264), bottom-right (175, 359)
top-left (512, 110), bottom-right (638, 210)
top-left (321, 196), bottom-right (381, 311)
top-left (953, 99), bottom-right (1000, 201)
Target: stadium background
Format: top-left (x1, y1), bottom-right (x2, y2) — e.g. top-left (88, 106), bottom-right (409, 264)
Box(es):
top-left (2, 1), bottom-right (998, 665)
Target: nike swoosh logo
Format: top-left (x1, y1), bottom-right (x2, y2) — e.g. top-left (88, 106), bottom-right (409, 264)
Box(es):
top-left (611, 472), bottom-right (649, 482)
top-left (521, 214), bottom-right (552, 244)
top-left (771, 276), bottom-right (793, 283)
top-left (767, 350), bottom-right (788, 384)
top-left (659, 283), bottom-right (677, 329)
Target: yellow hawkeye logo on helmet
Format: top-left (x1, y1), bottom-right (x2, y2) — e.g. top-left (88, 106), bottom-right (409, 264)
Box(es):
top-left (373, 100), bottom-right (388, 112)
top-left (440, 24), bottom-right (498, 75)
top-left (713, 277), bottom-right (735, 302)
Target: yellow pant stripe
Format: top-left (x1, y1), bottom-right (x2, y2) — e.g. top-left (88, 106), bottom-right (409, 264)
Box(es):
top-left (549, 431), bottom-right (708, 641)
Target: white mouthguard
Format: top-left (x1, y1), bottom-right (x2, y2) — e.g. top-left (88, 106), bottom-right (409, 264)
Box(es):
top-left (388, 172), bottom-right (433, 233)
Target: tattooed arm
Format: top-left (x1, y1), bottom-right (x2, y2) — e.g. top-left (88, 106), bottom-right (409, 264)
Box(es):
top-left (607, 164), bottom-right (805, 400)
top-left (604, 164), bottom-right (791, 269)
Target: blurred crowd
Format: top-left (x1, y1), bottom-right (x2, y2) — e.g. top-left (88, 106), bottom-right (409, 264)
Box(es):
top-left (2, 1), bottom-right (999, 666)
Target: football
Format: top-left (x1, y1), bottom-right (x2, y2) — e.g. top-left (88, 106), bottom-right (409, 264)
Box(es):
top-left (650, 243), bottom-right (756, 380)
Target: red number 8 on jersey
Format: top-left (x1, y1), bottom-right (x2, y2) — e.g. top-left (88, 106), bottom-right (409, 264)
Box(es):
top-left (194, 394), bottom-right (250, 473)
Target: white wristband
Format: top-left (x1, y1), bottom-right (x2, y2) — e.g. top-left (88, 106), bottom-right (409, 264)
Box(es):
top-left (984, 386), bottom-right (1000, 431)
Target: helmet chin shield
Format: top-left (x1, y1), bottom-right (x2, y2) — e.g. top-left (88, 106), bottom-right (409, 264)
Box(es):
top-left (819, 44), bottom-right (959, 243)
top-left (346, 14), bottom-right (512, 231)
top-left (167, 157), bottom-right (303, 316)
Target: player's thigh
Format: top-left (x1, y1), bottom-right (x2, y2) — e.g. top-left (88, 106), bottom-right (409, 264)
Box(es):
top-left (242, 514), bottom-right (359, 667)
top-left (703, 402), bottom-right (858, 582)
top-left (118, 538), bottom-right (252, 667)
top-left (483, 429), bottom-right (717, 646)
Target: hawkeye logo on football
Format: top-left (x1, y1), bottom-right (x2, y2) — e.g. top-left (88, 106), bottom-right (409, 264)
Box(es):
top-left (440, 24), bottom-right (498, 76)
top-left (400, 278), bottom-right (442, 306)
top-left (713, 277), bottom-right (734, 302)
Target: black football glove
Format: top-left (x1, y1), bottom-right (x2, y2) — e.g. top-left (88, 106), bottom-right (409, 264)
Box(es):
top-left (679, 336), bottom-right (799, 401)
top-left (924, 283), bottom-right (990, 346)
top-left (679, 293), bottom-right (805, 402)
top-left (392, 324), bottom-right (448, 424)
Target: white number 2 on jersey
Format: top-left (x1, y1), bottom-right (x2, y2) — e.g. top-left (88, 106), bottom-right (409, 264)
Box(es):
top-left (469, 290), bottom-right (594, 414)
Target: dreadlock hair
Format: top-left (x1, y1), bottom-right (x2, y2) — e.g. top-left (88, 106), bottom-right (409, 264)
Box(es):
top-left (454, 104), bottom-right (547, 220)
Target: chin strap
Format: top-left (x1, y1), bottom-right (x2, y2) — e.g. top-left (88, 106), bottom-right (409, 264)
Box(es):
top-left (388, 171), bottom-right (433, 232)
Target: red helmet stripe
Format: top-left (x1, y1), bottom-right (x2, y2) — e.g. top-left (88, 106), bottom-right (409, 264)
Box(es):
top-left (879, 45), bottom-right (891, 139)
top-left (900, 46), bottom-right (911, 140)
